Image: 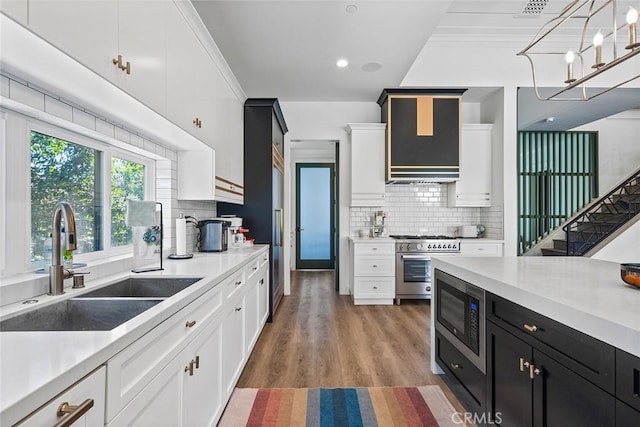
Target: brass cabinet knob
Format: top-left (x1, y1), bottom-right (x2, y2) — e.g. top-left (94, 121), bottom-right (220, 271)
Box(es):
top-left (523, 324), bottom-right (538, 332)
top-left (185, 320), bottom-right (196, 328)
top-left (184, 360), bottom-right (194, 376)
top-left (450, 363), bottom-right (461, 370)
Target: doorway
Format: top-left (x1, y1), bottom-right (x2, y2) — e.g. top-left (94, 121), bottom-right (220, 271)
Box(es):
top-left (295, 163), bottom-right (335, 269)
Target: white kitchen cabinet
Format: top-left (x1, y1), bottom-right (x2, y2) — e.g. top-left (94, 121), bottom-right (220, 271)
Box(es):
top-left (349, 239), bottom-right (395, 305)
top-left (347, 123), bottom-right (387, 206)
top-left (28, 0), bottom-right (168, 115)
top-left (177, 149), bottom-right (216, 200)
top-left (222, 293), bottom-right (245, 398)
top-left (183, 318), bottom-right (223, 427)
top-left (108, 319), bottom-right (223, 427)
top-left (459, 240), bottom-right (503, 256)
top-left (166, 5), bottom-right (216, 145)
top-left (0, 0), bottom-right (28, 25)
top-left (16, 366), bottom-right (106, 426)
top-left (258, 268), bottom-right (269, 327)
top-left (448, 124), bottom-right (493, 207)
top-left (28, 1), bottom-right (119, 83)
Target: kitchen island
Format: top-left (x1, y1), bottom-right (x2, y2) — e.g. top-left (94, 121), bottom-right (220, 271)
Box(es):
top-left (0, 246), bottom-right (269, 426)
top-left (431, 256), bottom-right (640, 426)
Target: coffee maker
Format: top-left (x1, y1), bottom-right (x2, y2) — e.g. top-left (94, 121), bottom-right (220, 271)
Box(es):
top-left (217, 216), bottom-right (244, 247)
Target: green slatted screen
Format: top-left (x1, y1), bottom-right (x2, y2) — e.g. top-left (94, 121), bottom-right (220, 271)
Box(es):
top-left (518, 131), bottom-right (598, 255)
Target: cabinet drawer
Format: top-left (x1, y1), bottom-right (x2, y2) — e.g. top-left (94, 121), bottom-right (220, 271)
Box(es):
top-left (487, 293), bottom-right (615, 393)
top-left (246, 258), bottom-right (261, 280)
top-left (260, 251), bottom-right (270, 267)
top-left (224, 269), bottom-right (246, 300)
top-left (460, 242), bottom-right (502, 256)
top-left (354, 243), bottom-right (394, 256)
top-left (16, 366), bottom-right (106, 427)
top-left (106, 284), bottom-right (223, 421)
top-left (353, 277), bottom-right (394, 298)
top-left (436, 332), bottom-right (485, 408)
top-left (354, 257), bottom-right (394, 276)
top-left (616, 349), bottom-right (640, 412)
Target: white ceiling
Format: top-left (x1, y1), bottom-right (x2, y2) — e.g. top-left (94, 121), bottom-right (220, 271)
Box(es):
top-left (192, 0), bottom-right (640, 127)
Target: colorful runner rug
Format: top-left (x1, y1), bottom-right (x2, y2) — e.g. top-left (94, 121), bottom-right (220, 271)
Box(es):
top-left (219, 386), bottom-right (464, 426)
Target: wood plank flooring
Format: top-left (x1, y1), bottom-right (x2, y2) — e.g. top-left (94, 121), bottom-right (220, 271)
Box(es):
top-left (237, 270), bottom-right (465, 412)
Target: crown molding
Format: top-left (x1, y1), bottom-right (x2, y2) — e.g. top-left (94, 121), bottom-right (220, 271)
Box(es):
top-left (174, 1), bottom-right (247, 102)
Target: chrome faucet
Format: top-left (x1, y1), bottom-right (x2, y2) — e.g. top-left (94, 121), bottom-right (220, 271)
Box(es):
top-left (49, 202), bottom-right (77, 295)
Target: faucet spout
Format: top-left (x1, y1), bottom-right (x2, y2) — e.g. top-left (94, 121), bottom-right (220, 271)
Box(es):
top-left (49, 202), bottom-right (77, 295)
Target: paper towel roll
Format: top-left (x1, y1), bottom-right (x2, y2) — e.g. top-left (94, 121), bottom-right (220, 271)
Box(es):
top-left (175, 217), bottom-right (187, 255)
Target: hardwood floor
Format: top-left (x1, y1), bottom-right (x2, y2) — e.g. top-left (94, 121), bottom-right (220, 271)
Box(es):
top-left (237, 270), bottom-right (466, 411)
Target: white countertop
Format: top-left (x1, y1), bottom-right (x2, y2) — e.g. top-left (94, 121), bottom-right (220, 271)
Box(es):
top-left (431, 256), bottom-right (640, 357)
top-left (0, 246), bottom-right (268, 426)
top-left (349, 237), bottom-right (395, 243)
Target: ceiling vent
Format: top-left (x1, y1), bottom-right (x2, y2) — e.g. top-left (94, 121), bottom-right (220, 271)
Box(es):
top-left (519, 0), bottom-right (550, 16)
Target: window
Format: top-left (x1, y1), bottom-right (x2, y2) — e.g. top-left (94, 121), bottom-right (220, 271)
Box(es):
top-left (31, 131), bottom-right (103, 261)
top-left (111, 157), bottom-right (145, 247)
top-left (29, 127), bottom-right (153, 265)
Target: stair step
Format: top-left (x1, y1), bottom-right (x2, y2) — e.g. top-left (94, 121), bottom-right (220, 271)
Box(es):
top-left (541, 248), bottom-right (567, 256)
top-left (553, 239), bottom-right (567, 250)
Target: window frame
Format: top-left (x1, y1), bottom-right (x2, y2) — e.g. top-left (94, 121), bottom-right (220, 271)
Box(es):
top-left (25, 119), bottom-right (155, 269)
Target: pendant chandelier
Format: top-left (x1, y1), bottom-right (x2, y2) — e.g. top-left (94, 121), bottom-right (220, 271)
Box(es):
top-left (518, 0), bottom-right (640, 101)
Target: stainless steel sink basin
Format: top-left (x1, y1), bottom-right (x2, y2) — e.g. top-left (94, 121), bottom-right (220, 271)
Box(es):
top-left (75, 277), bottom-right (203, 298)
top-left (0, 298), bottom-right (163, 331)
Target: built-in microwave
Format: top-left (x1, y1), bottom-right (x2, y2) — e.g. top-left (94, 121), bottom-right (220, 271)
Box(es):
top-left (434, 269), bottom-right (486, 373)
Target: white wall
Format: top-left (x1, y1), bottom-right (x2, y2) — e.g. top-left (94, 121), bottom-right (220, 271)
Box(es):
top-left (592, 221), bottom-right (640, 263)
top-left (279, 102), bottom-right (379, 295)
top-left (572, 109), bottom-right (640, 195)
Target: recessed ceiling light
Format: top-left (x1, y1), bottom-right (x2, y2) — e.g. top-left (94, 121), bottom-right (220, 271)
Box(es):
top-left (545, 116), bottom-right (555, 122)
top-left (336, 59), bottom-right (349, 68)
top-left (346, 5), bottom-right (358, 14)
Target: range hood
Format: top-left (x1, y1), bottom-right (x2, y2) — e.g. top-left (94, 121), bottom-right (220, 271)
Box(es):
top-left (377, 88), bottom-right (467, 183)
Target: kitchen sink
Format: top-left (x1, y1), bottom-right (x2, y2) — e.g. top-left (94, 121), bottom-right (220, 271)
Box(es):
top-left (0, 298), bottom-right (163, 331)
top-left (75, 277), bottom-right (203, 298)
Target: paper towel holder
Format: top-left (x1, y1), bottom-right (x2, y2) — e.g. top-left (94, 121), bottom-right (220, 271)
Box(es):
top-left (169, 212), bottom-right (193, 260)
top-left (132, 202), bottom-right (165, 273)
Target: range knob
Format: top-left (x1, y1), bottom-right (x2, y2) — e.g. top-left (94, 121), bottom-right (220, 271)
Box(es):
top-left (438, 244), bottom-right (442, 249)
top-left (416, 243), bottom-right (423, 250)
top-left (427, 244), bottom-right (432, 249)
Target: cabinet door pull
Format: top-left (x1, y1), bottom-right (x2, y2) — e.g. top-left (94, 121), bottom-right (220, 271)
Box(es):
top-left (450, 363), bottom-right (461, 370)
top-left (372, 265), bottom-right (378, 268)
top-left (519, 358), bottom-right (531, 372)
top-left (194, 355), bottom-right (200, 369)
top-left (185, 320), bottom-right (196, 328)
top-left (372, 247), bottom-right (378, 251)
top-left (523, 324), bottom-right (538, 332)
top-left (193, 117), bottom-right (202, 128)
top-left (235, 307), bottom-right (242, 312)
top-left (55, 399), bottom-right (94, 427)
top-left (185, 360), bottom-right (194, 376)
top-left (373, 286), bottom-right (378, 290)
top-left (253, 266), bottom-right (258, 271)
top-left (259, 279), bottom-right (264, 285)
top-left (530, 364), bottom-right (542, 379)
top-left (235, 280), bottom-right (242, 286)
top-left (122, 60), bottom-right (130, 75)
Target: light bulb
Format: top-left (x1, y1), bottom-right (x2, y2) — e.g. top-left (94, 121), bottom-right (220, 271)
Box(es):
top-left (336, 59), bottom-right (349, 68)
top-left (593, 31), bottom-right (604, 46)
top-left (565, 50), bottom-right (575, 64)
top-left (592, 31), bottom-right (605, 68)
top-left (627, 6), bottom-right (638, 25)
top-left (564, 50), bottom-right (576, 84)
top-left (627, 6), bottom-right (639, 49)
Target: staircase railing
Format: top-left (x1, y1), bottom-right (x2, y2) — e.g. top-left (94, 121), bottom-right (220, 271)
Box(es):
top-left (563, 168), bottom-right (640, 255)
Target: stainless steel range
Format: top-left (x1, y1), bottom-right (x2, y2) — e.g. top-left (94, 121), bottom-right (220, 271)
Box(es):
top-left (391, 235), bottom-right (460, 304)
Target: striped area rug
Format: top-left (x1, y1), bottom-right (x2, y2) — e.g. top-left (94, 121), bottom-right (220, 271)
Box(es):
top-left (219, 386), bottom-right (464, 426)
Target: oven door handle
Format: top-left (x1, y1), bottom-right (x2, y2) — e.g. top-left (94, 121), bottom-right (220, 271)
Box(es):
top-left (400, 254), bottom-right (431, 260)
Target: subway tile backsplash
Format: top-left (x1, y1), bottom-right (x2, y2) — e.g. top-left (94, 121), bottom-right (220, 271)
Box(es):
top-left (350, 183), bottom-right (503, 239)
